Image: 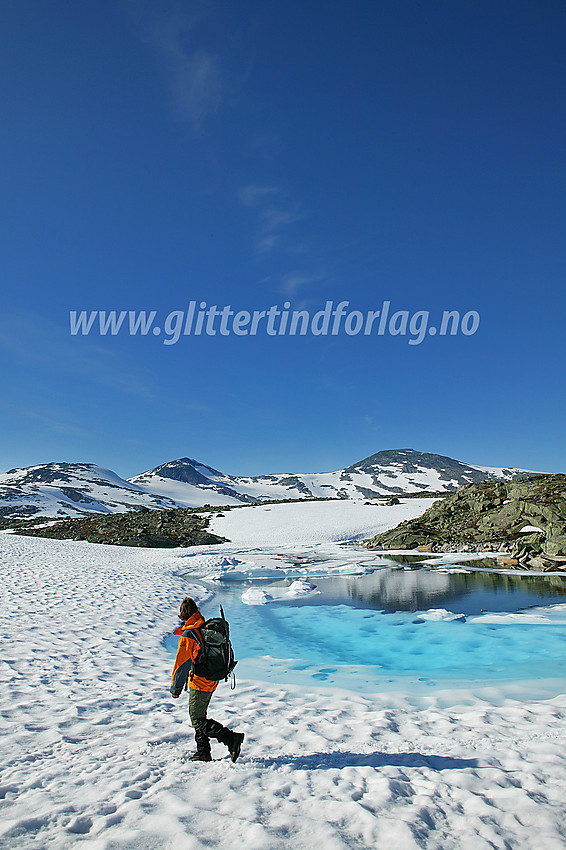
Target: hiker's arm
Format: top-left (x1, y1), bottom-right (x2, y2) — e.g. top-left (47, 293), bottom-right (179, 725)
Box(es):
top-left (170, 634), bottom-right (199, 697)
top-left (170, 635), bottom-right (188, 697)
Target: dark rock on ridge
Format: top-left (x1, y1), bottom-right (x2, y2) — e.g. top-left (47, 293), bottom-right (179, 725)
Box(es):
top-left (364, 474), bottom-right (566, 569)
top-left (344, 449), bottom-right (538, 494)
top-left (16, 506), bottom-right (227, 548)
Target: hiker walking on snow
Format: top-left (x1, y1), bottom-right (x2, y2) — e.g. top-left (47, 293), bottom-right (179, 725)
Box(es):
top-left (170, 597), bottom-right (244, 762)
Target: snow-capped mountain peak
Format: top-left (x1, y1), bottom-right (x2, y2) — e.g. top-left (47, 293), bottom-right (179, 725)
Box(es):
top-left (0, 462), bottom-right (178, 519)
top-left (0, 450), bottom-right (542, 519)
top-left (129, 457), bottom-right (255, 507)
top-left (128, 449), bottom-right (541, 509)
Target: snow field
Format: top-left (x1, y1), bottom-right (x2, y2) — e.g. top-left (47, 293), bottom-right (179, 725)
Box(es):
top-left (208, 497), bottom-right (437, 546)
top-left (1, 501), bottom-right (566, 849)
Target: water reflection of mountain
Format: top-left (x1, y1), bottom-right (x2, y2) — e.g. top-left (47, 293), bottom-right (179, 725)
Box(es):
top-left (308, 569), bottom-right (566, 614)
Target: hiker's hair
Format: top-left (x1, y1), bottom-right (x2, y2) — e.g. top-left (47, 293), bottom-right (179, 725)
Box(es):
top-left (180, 597), bottom-right (198, 620)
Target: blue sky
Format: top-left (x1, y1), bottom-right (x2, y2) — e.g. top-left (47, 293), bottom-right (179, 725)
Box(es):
top-left (1, 0), bottom-right (565, 478)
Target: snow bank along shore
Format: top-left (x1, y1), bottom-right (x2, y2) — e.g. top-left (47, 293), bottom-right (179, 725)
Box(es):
top-left (2, 499), bottom-right (566, 849)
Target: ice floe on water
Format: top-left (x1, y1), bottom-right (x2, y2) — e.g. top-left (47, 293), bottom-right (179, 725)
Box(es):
top-left (287, 579), bottom-right (318, 596)
top-left (412, 608), bottom-right (467, 622)
top-left (241, 580), bottom-right (318, 605)
top-left (469, 603), bottom-right (566, 625)
top-left (177, 542), bottom-right (379, 581)
top-left (241, 587), bottom-right (274, 605)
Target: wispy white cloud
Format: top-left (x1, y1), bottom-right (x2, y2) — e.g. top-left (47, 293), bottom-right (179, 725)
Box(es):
top-left (280, 271), bottom-right (324, 297)
top-left (0, 400), bottom-right (92, 439)
top-left (256, 233), bottom-right (280, 254)
top-left (0, 310), bottom-right (156, 400)
top-left (170, 48), bottom-right (223, 128)
top-left (256, 207), bottom-right (304, 254)
top-left (247, 132), bottom-right (283, 159)
top-left (261, 208), bottom-right (303, 231)
top-left (238, 183), bottom-right (281, 207)
top-left (238, 182), bottom-right (327, 296)
top-left (125, 0), bottom-right (244, 134)
top-left (239, 182), bottom-right (305, 256)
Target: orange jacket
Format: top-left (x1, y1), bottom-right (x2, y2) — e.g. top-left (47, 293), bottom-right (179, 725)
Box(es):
top-left (170, 610), bottom-right (218, 695)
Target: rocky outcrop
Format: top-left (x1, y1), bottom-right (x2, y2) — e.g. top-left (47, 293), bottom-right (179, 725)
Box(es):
top-left (16, 506), bottom-right (228, 548)
top-left (364, 475), bottom-right (566, 569)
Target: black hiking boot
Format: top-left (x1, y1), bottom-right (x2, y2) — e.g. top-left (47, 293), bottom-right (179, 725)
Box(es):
top-left (189, 751), bottom-right (212, 762)
top-left (190, 729), bottom-right (212, 762)
top-left (228, 732), bottom-right (245, 763)
top-left (204, 719), bottom-right (244, 762)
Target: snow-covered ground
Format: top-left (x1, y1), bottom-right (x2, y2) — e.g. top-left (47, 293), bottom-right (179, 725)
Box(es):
top-left (2, 501), bottom-right (566, 849)
top-left (208, 498), bottom-right (437, 546)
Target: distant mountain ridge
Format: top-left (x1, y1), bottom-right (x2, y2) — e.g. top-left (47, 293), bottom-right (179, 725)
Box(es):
top-left (0, 450), bottom-right (541, 520)
top-left (131, 457), bottom-right (258, 506)
top-left (130, 449), bottom-right (539, 508)
top-left (0, 462), bottom-right (178, 520)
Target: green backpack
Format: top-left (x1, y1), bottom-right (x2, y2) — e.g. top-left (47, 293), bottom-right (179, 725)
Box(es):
top-left (183, 605), bottom-right (237, 684)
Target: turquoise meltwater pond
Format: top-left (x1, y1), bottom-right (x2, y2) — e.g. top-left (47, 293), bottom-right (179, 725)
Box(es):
top-left (164, 566), bottom-right (566, 703)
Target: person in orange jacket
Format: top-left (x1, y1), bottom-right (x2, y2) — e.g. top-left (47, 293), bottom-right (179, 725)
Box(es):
top-left (171, 597), bottom-right (244, 762)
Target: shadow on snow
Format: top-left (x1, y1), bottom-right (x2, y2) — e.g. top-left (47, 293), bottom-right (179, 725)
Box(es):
top-left (248, 751), bottom-right (483, 771)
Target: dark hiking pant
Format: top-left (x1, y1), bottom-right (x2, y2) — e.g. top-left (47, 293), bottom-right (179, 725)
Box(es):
top-left (188, 689), bottom-right (232, 755)
top-left (188, 688), bottom-right (213, 735)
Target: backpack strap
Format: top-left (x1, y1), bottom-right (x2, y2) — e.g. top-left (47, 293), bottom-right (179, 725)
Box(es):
top-left (181, 627), bottom-right (206, 680)
top-left (181, 627), bottom-right (205, 650)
